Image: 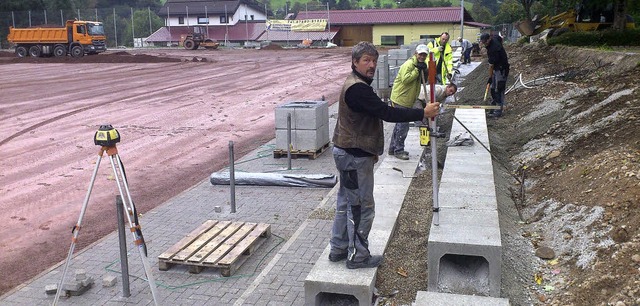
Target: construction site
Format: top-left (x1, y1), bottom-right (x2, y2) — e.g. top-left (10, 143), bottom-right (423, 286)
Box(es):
top-left (0, 40), bottom-right (638, 306)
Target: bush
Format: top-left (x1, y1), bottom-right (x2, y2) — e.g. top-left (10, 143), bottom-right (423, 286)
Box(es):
top-left (547, 28), bottom-right (640, 47)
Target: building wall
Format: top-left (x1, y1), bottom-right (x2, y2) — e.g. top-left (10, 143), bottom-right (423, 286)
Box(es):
top-left (372, 24), bottom-right (482, 46)
top-left (334, 25), bottom-right (372, 46)
top-left (165, 5), bottom-right (266, 27)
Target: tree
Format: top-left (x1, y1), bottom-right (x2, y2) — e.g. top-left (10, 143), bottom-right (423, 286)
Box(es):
top-left (519, 0), bottom-right (535, 20)
top-left (494, 0), bottom-right (525, 24)
top-left (398, 0), bottom-right (434, 8)
top-left (477, 0), bottom-right (499, 14)
top-left (335, 0), bottom-right (353, 10)
top-left (471, 1), bottom-right (494, 24)
top-left (612, 0), bottom-right (628, 30)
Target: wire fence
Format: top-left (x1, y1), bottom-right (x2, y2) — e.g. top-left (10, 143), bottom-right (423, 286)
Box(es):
top-left (0, 6), bottom-right (165, 49)
top-left (486, 22), bottom-right (522, 43)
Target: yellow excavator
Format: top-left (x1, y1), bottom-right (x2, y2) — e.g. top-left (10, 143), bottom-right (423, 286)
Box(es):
top-left (516, 7), bottom-right (635, 37)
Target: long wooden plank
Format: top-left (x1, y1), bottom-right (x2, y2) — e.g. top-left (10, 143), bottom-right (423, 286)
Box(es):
top-left (217, 223), bottom-right (271, 266)
top-left (158, 220), bottom-right (218, 260)
top-left (172, 220), bottom-right (231, 262)
top-left (202, 223), bottom-right (256, 265)
top-left (187, 221), bottom-right (244, 264)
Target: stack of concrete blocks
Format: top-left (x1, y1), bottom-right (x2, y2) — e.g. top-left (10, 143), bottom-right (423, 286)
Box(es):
top-left (387, 48), bottom-right (412, 85)
top-left (373, 55), bottom-right (390, 101)
top-left (274, 101), bottom-right (329, 152)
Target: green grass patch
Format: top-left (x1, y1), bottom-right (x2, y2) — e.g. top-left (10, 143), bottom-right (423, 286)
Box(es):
top-left (547, 28), bottom-right (640, 47)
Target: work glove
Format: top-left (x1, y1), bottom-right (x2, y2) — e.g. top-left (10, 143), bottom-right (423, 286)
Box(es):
top-left (487, 77), bottom-right (493, 84)
top-left (438, 46), bottom-right (444, 52)
top-left (415, 62), bottom-right (427, 71)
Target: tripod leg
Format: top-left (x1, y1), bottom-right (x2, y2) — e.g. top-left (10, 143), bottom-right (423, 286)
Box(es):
top-left (53, 152), bottom-right (104, 305)
top-left (107, 154), bottom-right (160, 306)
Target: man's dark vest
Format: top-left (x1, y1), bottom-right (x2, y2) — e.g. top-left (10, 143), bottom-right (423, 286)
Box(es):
top-left (332, 73), bottom-right (384, 156)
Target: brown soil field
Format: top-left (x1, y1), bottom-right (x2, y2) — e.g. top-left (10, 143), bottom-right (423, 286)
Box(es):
top-left (0, 47), bottom-right (351, 295)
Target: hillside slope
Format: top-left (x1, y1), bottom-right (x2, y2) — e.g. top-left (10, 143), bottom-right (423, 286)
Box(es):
top-left (377, 44), bottom-right (640, 305)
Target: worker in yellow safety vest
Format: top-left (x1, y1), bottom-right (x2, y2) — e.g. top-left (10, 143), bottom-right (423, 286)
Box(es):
top-left (427, 32), bottom-right (453, 85)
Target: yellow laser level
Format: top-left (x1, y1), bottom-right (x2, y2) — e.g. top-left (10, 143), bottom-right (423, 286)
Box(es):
top-left (94, 125), bottom-right (120, 146)
top-left (419, 126), bottom-right (430, 146)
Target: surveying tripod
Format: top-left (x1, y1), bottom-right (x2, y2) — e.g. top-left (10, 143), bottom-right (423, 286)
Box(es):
top-left (53, 125), bottom-right (159, 305)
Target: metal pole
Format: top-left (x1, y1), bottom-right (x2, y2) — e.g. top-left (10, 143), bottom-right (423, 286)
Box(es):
top-left (108, 154), bottom-right (159, 305)
top-left (113, 8), bottom-right (118, 48)
top-left (77, 9), bottom-right (80, 20)
top-left (327, 3), bottom-right (331, 42)
top-left (28, 11), bottom-right (31, 27)
top-left (95, 8), bottom-right (98, 22)
top-left (229, 141), bottom-right (237, 213)
top-left (60, 10), bottom-right (63, 26)
top-left (460, 0), bottom-right (464, 40)
top-left (287, 113), bottom-right (292, 170)
top-left (131, 8), bottom-right (135, 48)
top-left (265, 3), bottom-right (269, 41)
top-left (12, 11), bottom-right (15, 28)
top-left (148, 7), bottom-right (152, 37)
top-left (421, 53), bottom-right (440, 226)
top-left (245, 6), bottom-right (249, 45)
top-left (224, 5), bottom-right (229, 46)
top-left (44, 10), bottom-right (47, 25)
top-left (115, 195), bottom-right (131, 297)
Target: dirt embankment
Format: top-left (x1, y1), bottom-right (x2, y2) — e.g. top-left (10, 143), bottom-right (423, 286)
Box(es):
top-left (376, 44), bottom-right (639, 306)
top-left (493, 44), bottom-right (640, 306)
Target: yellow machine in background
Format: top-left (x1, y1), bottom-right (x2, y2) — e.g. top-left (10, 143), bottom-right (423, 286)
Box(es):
top-left (180, 26), bottom-right (219, 50)
top-left (516, 8), bottom-right (635, 37)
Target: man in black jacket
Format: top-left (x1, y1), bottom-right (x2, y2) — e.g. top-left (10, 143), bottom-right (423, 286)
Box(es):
top-left (480, 33), bottom-right (509, 118)
top-left (329, 41), bottom-right (440, 269)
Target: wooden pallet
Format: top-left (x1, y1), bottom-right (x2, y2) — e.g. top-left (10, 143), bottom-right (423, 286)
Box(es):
top-left (158, 220), bottom-right (271, 276)
top-left (273, 142), bottom-right (330, 160)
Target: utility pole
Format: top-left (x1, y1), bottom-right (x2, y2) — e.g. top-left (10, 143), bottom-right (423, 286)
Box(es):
top-left (460, 0), bottom-right (464, 40)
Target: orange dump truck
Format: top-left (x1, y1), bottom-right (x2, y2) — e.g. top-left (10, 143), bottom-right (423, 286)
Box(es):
top-left (7, 20), bottom-right (107, 58)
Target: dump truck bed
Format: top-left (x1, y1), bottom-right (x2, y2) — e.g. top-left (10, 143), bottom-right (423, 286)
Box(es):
top-left (8, 27), bottom-right (67, 44)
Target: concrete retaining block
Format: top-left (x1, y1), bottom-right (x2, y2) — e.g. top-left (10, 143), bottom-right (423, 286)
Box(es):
top-left (427, 109), bottom-right (502, 297)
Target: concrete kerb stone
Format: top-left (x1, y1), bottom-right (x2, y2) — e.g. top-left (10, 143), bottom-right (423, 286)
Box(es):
top-left (427, 109), bottom-right (503, 298)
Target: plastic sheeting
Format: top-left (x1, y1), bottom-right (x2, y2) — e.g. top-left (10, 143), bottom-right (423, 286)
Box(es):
top-left (210, 172), bottom-right (337, 188)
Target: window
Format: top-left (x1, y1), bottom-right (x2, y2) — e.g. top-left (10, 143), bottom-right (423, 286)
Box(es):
top-left (220, 16), bottom-right (228, 24)
top-left (198, 17), bottom-right (209, 24)
top-left (420, 34), bottom-right (438, 43)
top-left (381, 35), bottom-right (403, 46)
top-left (178, 16), bottom-right (184, 24)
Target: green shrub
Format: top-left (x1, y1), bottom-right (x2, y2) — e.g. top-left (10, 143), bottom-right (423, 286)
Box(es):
top-left (547, 28), bottom-right (640, 47)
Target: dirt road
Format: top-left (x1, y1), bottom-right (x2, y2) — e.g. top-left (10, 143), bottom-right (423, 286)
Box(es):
top-left (0, 47), bottom-right (351, 295)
